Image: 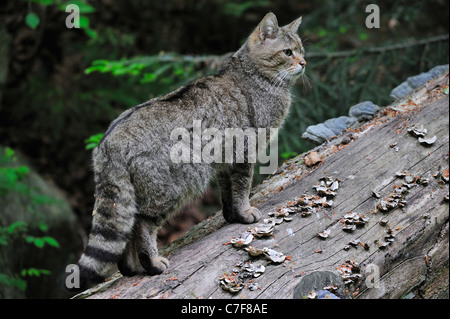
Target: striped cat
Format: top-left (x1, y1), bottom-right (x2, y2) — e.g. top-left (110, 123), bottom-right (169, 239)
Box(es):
top-left (72, 12), bottom-right (306, 290)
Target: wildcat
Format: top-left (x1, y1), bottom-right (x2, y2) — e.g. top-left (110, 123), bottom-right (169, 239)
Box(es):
top-left (73, 12), bottom-right (306, 290)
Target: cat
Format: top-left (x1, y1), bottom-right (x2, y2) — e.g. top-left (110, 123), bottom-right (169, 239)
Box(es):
top-left (72, 12), bottom-right (306, 290)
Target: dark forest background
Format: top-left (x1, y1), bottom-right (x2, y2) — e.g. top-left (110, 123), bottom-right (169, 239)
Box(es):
top-left (0, 0), bottom-right (448, 298)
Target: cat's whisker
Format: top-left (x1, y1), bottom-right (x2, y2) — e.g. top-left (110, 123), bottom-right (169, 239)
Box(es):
top-left (272, 71), bottom-right (290, 94)
top-left (301, 72), bottom-right (312, 90)
top-left (269, 70), bottom-right (288, 94)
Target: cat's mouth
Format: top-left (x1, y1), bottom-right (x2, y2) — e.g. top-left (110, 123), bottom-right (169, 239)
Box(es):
top-left (293, 64), bottom-right (306, 75)
top-left (288, 65), bottom-right (306, 81)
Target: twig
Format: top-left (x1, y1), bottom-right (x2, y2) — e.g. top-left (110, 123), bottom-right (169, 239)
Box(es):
top-left (306, 34), bottom-right (449, 59)
top-left (145, 34), bottom-right (448, 64)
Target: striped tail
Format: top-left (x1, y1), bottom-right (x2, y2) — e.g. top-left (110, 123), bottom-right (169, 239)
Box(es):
top-left (76, 170), bottom-right (137, 290)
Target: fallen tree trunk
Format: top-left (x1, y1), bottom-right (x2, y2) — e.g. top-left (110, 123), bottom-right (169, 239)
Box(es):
top-left (75, 72), bottom-right (449, 300)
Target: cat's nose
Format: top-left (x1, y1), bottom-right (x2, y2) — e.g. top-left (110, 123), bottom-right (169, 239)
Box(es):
top-left (300, 59), bottom-right (307, 67)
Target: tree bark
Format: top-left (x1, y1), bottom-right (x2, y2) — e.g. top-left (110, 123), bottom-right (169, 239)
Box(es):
top-left (74, 72), bottom-right (449, 299)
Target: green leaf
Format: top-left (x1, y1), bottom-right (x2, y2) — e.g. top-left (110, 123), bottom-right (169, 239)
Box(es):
top-left (85, 143), bottom-right (98, 150)
top-left (7, 221), bottom-right (27, 234)
top-left (63, 1), bottom-right (96, 13)
top-left (33, 238), bottom-right (44, 248)
top-left (318, 29), bottom-right (327, 37)
top-left (43, 236), bottom-right (60, 248)
top-left (26, 236), bottom-right (46, 248)
top-left (359, 33), bottom-right (369, 41)
top-left (443, 87), bottom-right (449, 95)
top-left (38, 222), bottom-right (48, 232)
top-left (25, 12), bottom-right (40, 29)
top-left (79, 16), bottom-right (90, 28)
top-left (21, 268), bottom-right (51, 277)
top-left (141, 73), bottom-right (157, 83)
top-left (4, 147), bottom-right (15, 159)
top-left (84, 65), bottom-right (104, 75)
top-left (84, 28), bottom-right (98, 40)
top-left (29, 268), bottom-right (40, 277)
top-left (39, 269), bottom-right (51, 275)
top-left (84, 133), bottom-right (104, 150)
top-left (281, 151), bottom-right (297, 159)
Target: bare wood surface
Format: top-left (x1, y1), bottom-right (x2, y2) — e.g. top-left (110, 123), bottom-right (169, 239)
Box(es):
top-left (75, 72), bottom-right (449, 299)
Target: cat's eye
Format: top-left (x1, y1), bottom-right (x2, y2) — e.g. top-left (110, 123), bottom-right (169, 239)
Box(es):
top-left (283, 49), bottom-right (293, 57)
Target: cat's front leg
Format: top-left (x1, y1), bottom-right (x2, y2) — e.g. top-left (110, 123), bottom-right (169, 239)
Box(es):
top-left (219, 163), bottom-right (261, 224)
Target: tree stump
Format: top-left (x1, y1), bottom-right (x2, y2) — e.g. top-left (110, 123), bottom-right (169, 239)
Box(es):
top-left (74, 72), bottom-right (449, 299)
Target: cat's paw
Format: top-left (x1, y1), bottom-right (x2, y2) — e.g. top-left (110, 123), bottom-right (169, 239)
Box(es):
top-left (138, 252), bottom-right (170, 276)
top-left (235, 206), bottom-right (262, 224)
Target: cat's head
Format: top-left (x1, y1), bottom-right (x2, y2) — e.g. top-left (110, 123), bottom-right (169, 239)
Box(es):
top-left (247, 12), bottom-right (306, 85)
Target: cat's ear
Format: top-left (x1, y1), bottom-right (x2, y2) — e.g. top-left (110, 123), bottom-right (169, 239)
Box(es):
top-left (258, 12), bottom-right (279, 41)
top-left (285, 16), bottom-right (302, 33)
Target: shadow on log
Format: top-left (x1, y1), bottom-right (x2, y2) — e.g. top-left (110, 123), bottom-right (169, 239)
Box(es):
top-left (74, 72), bottom-right (449, 300)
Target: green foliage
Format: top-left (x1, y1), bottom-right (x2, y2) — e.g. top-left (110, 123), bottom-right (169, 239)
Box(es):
top-left (281, 151), bottom-right (298, 160)
top-left (85, 54), bottom-right (200, 87)
top-left (0, 219), bottom-right (59, 291)
top-left (0, 274), bottom-right (27, 291)
top-left (25, 236), bottom-right (60, 249)
top-left (0, 147), bottom-right (30, 195)
top-left (0, 147), bottom-right (60, 295)
top-left (25, 12), bottom-right (40, 29)
top-left (85, 133), bottom-right (104, 150)
top-left (20, 268), bottom-right (51, 277)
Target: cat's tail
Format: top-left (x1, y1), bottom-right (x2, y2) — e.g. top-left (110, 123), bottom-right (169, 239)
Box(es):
top-left (71, 164), bottom-right (137, 291)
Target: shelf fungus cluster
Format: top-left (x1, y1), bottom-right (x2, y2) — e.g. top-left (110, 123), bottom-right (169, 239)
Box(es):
top-left (336, 260), bottom-right (362, 286)
top-left (407, 125), bottom-right (437, 146)
top-left (241, 246), bottom-right (287, 263)
top-left (220, 221), bottom-right (288, 293)
top-left (219, 177), bottom-right (341, 294)
top-left (230, 231), bottom-right (254, 248)
top-left (341, 212), bottom-right (369, 232)
top-left (376, 170), bottom-right (436, 213)
top-left (376, 172), bottom-right (417, 212)
top-left (432, 168), bottom-right (449, 184)
top-left (378, 225), bottom-right (397, 250)
top-left (272, 176), bottom-right (340, 219)
top-left (218, 261), bottom-right (266, 293)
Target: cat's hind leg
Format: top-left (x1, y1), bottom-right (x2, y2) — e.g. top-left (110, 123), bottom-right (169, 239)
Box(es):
top-left (117, 232), bottom-right (143, 276)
